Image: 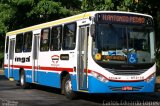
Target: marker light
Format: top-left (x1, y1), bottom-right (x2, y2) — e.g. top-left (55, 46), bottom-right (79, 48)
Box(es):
top-left (91, 71), bottom-right (108, 82)
top-left (145, 73), bottom-right (156, 83)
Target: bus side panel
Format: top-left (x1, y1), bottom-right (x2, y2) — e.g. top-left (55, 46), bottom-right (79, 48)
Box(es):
top-left (9, 68), bottom-right (13, 78)
top-left (70, 74), bottom-right (78, 91)
top-left (25, 70), bottom-right (33, 83)
top-left (13, 69), bottom-right (20, 81)
top-left (3, 67), bottom-right (20, 81)
top-left (88, 75), bottom-right (155, 93)
top-left (4, 68), bottom-right (8, 78)
top-left (36, 71), bottom-right (61, 88)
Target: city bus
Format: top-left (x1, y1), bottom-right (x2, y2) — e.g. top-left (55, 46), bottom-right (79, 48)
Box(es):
top-left (4, 11), bottom-right (156, 99)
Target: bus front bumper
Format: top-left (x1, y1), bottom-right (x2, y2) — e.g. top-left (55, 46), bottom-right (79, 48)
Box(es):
top-left (88, 76), bottom-right (155, 93)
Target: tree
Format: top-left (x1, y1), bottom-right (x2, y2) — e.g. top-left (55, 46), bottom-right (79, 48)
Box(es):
top-left (0, 2), bottom-right (16, 33)
top-left (0, 0), bottom-right (83, 68)
top-left (117, 0), bottom-right (133, 11)
top-left (0, 0), bottom-right (82, 32)
top-left (82, 0), bottom-right (114, 11)
top-left (28, 1), bottom-right (66, 23)
top-left (0, 1), bottom-right (16, 67)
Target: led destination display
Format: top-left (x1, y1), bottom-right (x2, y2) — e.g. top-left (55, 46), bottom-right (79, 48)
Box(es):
top-left (96, 13), bottom-right (153, 26)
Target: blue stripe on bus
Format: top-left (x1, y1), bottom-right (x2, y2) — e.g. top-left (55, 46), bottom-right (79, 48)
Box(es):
top-left (13, 69), bottom-right (20, 80)
top-left (4, 68), bottom-right (155, 93)
top-left (4, 68), bottom-right (9, 78)
top-left (4, 68), bottom-right (20, 80)
top-left (36, 71), bottom-right (61, 88)
top-left (70, 74), bottom-right (77, 91)
top-left (4, 68), bottom-right (75, 89)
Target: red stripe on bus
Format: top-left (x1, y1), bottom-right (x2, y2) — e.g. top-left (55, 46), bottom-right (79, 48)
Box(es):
top-left (3, 64), bottom-right (73, 72)
top-left (4, 64), bottom-right (7, 67)
top-left (84, 69), bottom-right (91, 73)
top-left (39, 67), bottom-right (73, 72)
top-left (12, 65), bottom-right (32, 69)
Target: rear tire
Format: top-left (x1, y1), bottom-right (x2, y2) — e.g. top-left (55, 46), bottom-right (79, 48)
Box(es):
top-left (63, 74), bottom-right (78, 100)
top-left (20, 70), bottom-right (30, 89)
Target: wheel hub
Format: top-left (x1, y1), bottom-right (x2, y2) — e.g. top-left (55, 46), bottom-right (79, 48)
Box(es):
top-left (65, 80), bottom-right (72, 95)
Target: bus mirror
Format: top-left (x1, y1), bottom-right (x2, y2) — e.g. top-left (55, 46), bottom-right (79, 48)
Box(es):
top-left (91, 24), bottom-right (95, 37)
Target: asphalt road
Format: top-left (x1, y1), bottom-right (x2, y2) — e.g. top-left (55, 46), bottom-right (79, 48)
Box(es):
top-left (0, 74), bottom-right (160, 106)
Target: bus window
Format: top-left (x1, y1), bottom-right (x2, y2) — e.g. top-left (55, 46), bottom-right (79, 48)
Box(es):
top-left (5, 36), bottom-right (9, 53)
top-left (23, 31), bottom-right (32, 52)
top-left (40, 28), bottom-right (50, 51)
top-left (15, 33), bottom-right (23, 53)
top-left (50, 26), bottom-right (62, 51)
top-left (63, 23), bottom-right (76, 50)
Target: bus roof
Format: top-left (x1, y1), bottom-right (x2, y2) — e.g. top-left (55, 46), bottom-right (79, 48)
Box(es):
top-left (6, 11), bottom-right (152, 36)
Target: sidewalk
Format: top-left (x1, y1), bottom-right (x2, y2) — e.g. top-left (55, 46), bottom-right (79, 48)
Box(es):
top-left (0, 69), bottom-right (4, 75)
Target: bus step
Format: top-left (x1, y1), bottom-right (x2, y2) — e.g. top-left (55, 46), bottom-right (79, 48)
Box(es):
top-left (78, 90), bottom-right (88, 93)
top-left (9, 78), bottom-right (14, 81)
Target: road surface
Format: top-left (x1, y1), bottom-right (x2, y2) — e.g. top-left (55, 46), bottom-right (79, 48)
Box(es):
top-left (0, 74), bottom-right (160, 106)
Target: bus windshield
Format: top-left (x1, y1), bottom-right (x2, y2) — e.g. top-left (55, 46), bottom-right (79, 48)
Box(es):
top-left (92, 24), bottom-right (155, 69)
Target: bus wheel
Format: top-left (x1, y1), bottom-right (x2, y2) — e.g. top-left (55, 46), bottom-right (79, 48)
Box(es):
top-left (20, 70), bottom-right (29, 89)
top-left (63, 74), bottom-right (78, 100)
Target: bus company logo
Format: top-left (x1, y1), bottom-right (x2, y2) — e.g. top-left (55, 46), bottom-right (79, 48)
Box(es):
top-left (15, 56), bottom-right (30, 63)
top-left (51, 55), bottom-right (59, 64)
top-left (51, 55), bottom-right (60, 66)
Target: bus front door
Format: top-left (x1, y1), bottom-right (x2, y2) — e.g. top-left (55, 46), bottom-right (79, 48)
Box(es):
top-left (32, 34), bottom-right (40, 83)
top-left (78, 26), bottom-right (89, 90)
top-left (8, 38), bottom-right (15, 78)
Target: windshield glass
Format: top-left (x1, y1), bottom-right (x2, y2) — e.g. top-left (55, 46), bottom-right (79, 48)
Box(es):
top-left (92, 24), bottom-right (155, 68)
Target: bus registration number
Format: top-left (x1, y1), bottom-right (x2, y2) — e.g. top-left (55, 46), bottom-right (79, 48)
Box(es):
top-left (122, 86), bottom-right (133, 91)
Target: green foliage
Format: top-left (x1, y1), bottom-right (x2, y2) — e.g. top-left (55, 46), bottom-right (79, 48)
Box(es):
top-left (27, 0), bottom-right (70, 22)
top-left (11, 0), bottom-right (34, 5)
top-left (0, 3), bottom-right (16, 33)
top-left (82, 0), bottom-right (114, 11)
top-left (0, 1), bottom-right (15, 67)
top-left (0, 0), bottom-right (82, 68)
top-left (0, 21), bottom-right (7, 34)
top-left (117, 0), bottom-right (133, 11)
top-left (0, 52), bottom-right (4, 68)
top-left (0, 52), bottom-right (4, 59)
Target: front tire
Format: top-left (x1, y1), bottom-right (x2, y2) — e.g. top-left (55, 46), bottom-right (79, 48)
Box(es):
top-left (63, 74), bottom-right (78, 99)
top-left (20, 70), bottom-right (30, 89)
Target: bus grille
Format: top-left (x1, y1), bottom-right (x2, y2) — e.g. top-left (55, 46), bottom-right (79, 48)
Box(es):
top-left (109, 86), bottom-right (144, 91)
top-left (107, 69), bottom-right (146, 76)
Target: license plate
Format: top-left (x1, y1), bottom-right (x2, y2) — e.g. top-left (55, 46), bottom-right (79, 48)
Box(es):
top-left (122, 86), bottom-right (133, 91)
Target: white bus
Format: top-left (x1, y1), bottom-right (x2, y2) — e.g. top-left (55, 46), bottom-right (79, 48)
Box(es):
top-left (4, 11), bottom-right (156, 99)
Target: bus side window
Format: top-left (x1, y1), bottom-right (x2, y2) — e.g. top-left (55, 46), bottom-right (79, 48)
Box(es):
top-left (23, 31), bottom-right (32, 52)
top-left (40, 28), bottom-right (50, 51)
top-left (15, 33), bottom-right (23, 53)
top-left (50, 26), bottom-right (62, 51)
top-left (63, 23), bottom-right (76, 50)
top-left (5, 36), bottom-right (9, 53)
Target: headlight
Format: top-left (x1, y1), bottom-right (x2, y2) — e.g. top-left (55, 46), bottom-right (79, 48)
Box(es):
top-left (145, 73), bottom-right (156, 82)
top-left (91, 71), bottom-right (108, 82)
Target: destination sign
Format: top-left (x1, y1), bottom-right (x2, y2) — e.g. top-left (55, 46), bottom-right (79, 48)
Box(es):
top-left (95, 13), bottom-right (153, 26)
